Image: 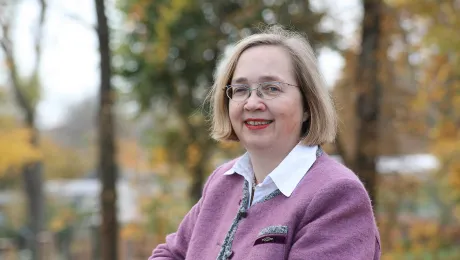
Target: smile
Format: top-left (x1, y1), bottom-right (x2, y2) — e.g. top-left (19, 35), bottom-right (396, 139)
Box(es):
top-left (244, 119), bottom-right (273, 130)
top-left (245, 120), bottom-right (273, 126)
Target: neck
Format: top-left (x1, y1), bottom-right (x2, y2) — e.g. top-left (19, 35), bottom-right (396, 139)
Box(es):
top-left (248, 141), bottom-right (298, 183)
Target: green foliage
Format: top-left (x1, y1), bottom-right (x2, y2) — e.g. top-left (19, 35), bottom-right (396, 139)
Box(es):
top-left (17, 74), bottom-right (41, 110)
top-left (116, 0), bottom-right (338, 206)
top-left (116, 0), bottom-right (335, 111)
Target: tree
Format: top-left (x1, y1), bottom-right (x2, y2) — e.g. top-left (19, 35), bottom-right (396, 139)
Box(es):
top-left (95, 0), bottom-right (119, 259)
top-left (353, 0), bottom-right (383, 206)
top-left (327, 0), bottom-right (459, 255)
top-left (0, 1), bottom-right (47, 258)
top-left (333, 0), bottom-right (384, 207)
top-left (0, 116), bottom-right (41, 177)
top-left (117, 0), bottom-right (336, 204)
top-left (399, 0), bottom-right (460, 248)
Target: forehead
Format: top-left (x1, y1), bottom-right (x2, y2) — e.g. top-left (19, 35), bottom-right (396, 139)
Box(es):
top-left (231, 45), bottom-right (295, 83)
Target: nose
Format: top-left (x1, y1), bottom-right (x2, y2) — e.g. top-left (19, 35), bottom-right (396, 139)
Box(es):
top-left (243, 90), bottom-right (266, 111)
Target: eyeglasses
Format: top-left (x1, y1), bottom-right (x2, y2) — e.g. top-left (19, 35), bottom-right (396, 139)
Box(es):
top-left (225, 81), bottom-right (298, 102)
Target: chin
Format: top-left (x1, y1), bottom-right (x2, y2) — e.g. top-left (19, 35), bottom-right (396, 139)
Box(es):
top-left (242, 138), bottom-right (273, 151)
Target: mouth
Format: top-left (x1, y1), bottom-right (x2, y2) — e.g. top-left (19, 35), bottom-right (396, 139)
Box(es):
top-left (244, 119), bottom-right (273, 130)
top-left (244, 120), bottom-right (273, 126)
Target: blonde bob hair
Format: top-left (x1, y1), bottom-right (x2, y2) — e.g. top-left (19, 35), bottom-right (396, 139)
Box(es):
top-left (208, 26), bottom-right (337, 145)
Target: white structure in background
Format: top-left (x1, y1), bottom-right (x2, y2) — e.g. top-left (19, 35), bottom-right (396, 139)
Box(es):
top-left (330, 153), bottom-right (440, 175)
top-left (45, 178), bottom-right (140, 224)
top-left (376, 154), bottom-right (440, 174)
top-left (42, 153), bottom-right (440, 227)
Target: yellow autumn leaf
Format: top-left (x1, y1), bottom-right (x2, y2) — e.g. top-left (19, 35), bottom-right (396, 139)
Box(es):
top-left (0, 128), bottom-right (41, 175)
top-left (151, 146), bottom-right (168, 170)
top-left (186, 143), bottom-right (201, 169)
top-left (121, 222), bottom-right (143, 240)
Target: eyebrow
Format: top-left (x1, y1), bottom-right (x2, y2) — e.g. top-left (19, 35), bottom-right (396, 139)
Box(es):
top-left (231, 77), bottom-right (248, 84)
top-left (231, 75), bottom-right (282, 84)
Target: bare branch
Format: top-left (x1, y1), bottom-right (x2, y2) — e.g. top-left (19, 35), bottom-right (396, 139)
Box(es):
top-left (48, 3), bottom-right (97, 31)
top-left (0, 11), bottom-right (35, 125)
top-left (33, 0), bottom-right (47, 74)
top-left (0, 0), bottom-right (47, 126)
top-left (0, 21), bottom-right (9, 50)
top-left (0, 13), bottom-right (9, 45)
top-left (64, 11), bottom-right (97, 31)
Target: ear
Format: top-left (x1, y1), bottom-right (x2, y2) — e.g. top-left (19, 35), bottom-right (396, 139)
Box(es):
top-left (302, 112), bottom-right (309, 122)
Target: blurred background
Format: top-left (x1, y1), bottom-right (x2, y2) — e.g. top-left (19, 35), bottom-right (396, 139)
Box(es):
top-left (0, 0), bottom-right (459, 259)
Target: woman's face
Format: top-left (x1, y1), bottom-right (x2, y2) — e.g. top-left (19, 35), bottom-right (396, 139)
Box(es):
top-left (228, 45), bottom-right (306, 152)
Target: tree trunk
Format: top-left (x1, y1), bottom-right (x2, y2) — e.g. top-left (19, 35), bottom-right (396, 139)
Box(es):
top-left (1, 1), bottom-right (46, 258)
top-left (22, 159), bottom-right (44, 260)
top-left (95, 0), bottom-right (119, 259)
top-left (355, 0), bottom-right (383, 207)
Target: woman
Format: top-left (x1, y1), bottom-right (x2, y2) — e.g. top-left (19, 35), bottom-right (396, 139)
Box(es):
top-left (150, 26), bottom-right (381, 260)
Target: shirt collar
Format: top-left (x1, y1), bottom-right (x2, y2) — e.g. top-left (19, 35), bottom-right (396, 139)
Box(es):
top-left (223, 152), bottom-right (253, 183)
top-left (223, 144), bottom-right (318, 197)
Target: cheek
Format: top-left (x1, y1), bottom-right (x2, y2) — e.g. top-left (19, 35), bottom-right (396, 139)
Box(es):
top-left (280, 113), bottom-right (302, 133)
top-left (276, 104), bottom-right (303, 133)
top-left (228, 103), bottom-right (241, 127)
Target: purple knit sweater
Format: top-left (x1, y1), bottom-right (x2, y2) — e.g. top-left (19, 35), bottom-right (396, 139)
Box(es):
top-left (149, 152), bottom-right (381, 260)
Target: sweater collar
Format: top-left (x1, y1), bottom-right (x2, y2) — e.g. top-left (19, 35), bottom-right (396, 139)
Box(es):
top-left (224, 144), bottom-right (318, 197)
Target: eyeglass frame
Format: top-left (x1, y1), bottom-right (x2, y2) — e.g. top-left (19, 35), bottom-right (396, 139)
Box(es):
top-left (224, 81), bottom-right (299, 102)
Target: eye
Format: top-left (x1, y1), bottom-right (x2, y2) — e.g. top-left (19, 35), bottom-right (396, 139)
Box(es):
top-left (232, 85), bottom-right (249, 96)
top-left (261, 83), bottom-right (282, 93)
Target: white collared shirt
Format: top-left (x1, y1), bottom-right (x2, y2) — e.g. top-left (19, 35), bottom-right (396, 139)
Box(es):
top-left (223, 144), bottom-right (318, 207)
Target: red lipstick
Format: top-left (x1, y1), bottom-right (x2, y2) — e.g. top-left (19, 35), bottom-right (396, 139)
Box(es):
top-left (244, 118), bottom-right (273, 130)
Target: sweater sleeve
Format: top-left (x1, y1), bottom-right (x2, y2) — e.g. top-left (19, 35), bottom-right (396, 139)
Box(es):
top-left (148, 165), bottom-right (222, 260)
top-left (288, 178), bottom-right (380, 260)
